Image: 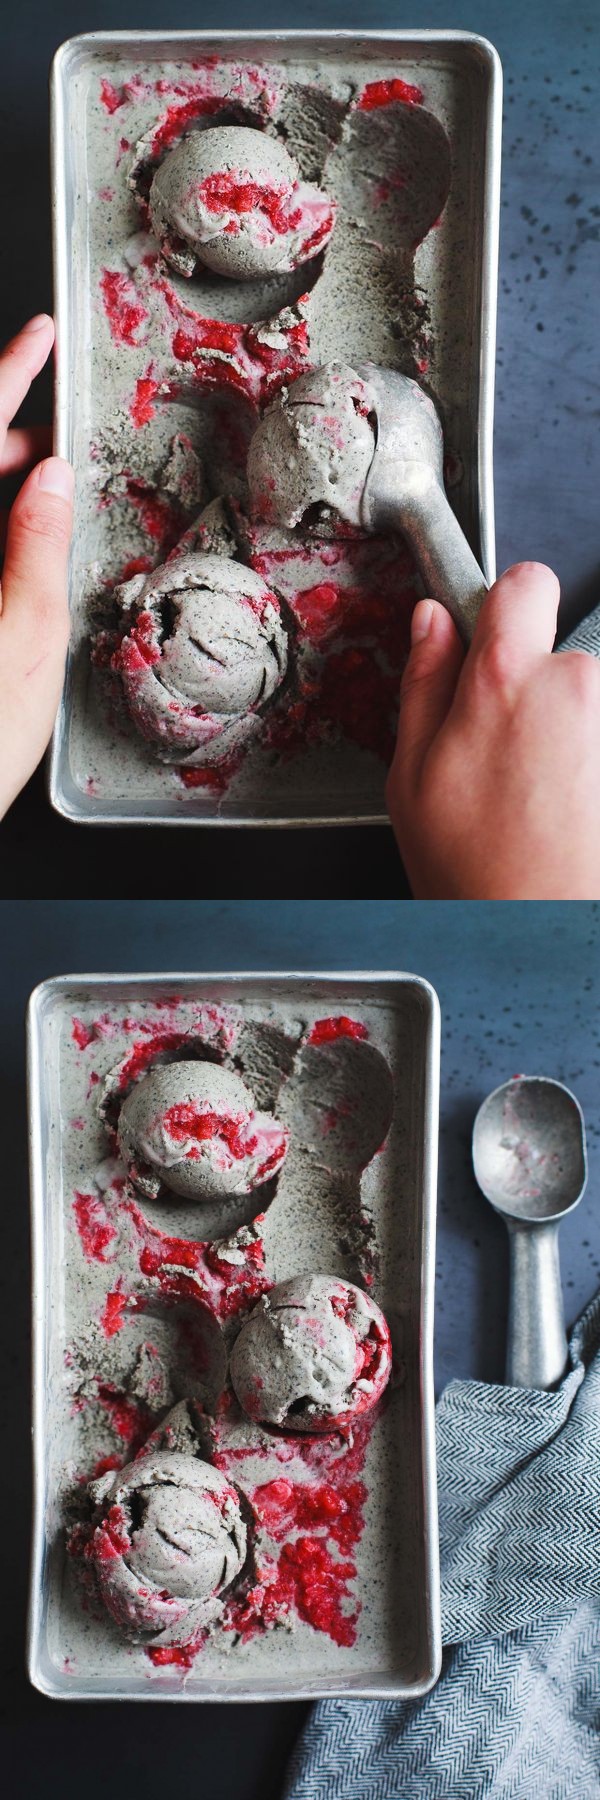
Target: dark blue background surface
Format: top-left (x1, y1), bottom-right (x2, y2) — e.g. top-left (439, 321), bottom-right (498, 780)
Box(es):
top-left (2, 898), bottom-right (600, 1794)
top-left (1, 0), bottom-right (598, 896)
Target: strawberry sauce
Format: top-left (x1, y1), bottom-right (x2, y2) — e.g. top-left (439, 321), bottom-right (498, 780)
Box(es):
top-left (72, 1017), bottom-right (94, 1050)
top-left (308, 1016), bottom-right (369, 1045)
top-left (358, 77), bottom-right (424, 110)
top-left (133, 1202), bottom-right (269, 1322)
top-left (198, 172), bottom-right (293, 231)
top-left (130, 374), bottom-right (160, 429)
top-left (100, 78), bottom-right (128, 116)
top-left (219, 1419), bottom-right (374, 1649)
top-left (147, 1642), bottom-right (197, 1669)
top-left (73, 1192), bottom-right (117, 1263)
top-left (163, 1104), bottom-right (254, 1155)
top-left (99, 1290), bottom-right (130, 1338)
top-left (160, 1103), bottom-right (288, 1183)
top-left (100, 270), bottom-right (149, 347)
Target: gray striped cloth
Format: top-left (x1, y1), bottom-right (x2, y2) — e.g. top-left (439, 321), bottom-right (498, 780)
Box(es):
top-left (285, 1291), bottom-right (600, 1800)
top-left (560, 608), bottom-right (600, 656)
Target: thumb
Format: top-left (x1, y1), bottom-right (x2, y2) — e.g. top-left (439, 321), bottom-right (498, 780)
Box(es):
top-left (0, 456), bottom-right (73, 814)
top-left (2, 454), bottom-right (73, 633)
top-left (391, 598), bottom-right (464, 795)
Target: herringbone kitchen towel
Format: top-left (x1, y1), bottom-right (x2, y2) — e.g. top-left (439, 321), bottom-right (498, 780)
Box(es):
top-left (285, 1290), bottom-right (600, 1800)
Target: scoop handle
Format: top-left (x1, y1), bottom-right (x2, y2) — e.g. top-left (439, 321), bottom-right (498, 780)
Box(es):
top-left (558, 605), bottom-right (600, 657)
top-left (405, 484), bottom-right (489, 644)
top-left (505, 1219), bottom-right (568, 1390)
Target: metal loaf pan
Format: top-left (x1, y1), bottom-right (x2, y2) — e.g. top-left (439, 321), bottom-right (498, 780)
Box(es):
top-left (49, 29), bottom-right (501, 828)
top-left (28, 970), bottom-right (440, 1701)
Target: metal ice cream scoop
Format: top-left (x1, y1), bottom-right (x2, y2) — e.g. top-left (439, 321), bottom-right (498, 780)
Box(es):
top-left (357, 361), bottom-right (488, 643)
top-left (472, 1076), bottom-right (587, 1389)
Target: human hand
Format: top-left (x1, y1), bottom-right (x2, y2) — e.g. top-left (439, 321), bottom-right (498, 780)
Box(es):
top-left (387, 561), bottom-right (600, 899)
top-left (0, 314), bottom-right (73, 819)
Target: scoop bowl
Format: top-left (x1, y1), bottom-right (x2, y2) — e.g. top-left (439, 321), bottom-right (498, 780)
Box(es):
top-left (472, 1076), bottom-right (587, 1388)
top-left (357, 360), bottom-right (488, 643)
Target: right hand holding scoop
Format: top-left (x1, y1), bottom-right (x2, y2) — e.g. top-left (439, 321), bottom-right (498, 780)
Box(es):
top-left (387, 561), bottom-right (600, 899)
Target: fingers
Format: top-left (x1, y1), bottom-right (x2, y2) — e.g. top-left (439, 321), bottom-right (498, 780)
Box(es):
top-left (1, 425), bottom-right (52, 476)
top-left (466, 562), bottom-right (561, 684)
top-left (389, 565), bottom-right (561, 810)
top-left (0, 315), bottom-right (55, 453)
top-left (390, 598), bottom-right (465, 794)
top-left (1, 455), bottom-right (73, 638)
top-left (0, 455), bottom-right (73, 816)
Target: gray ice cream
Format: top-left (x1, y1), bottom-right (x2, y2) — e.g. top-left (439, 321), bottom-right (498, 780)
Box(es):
top-left (246, 362), bottom-right (377, 529)
top-left (148, 124), bottom-right (335, 280)
top-left (81, 1451), bottom-right (247, 1640)
top-left (229, 1273), bottom-right (392, 1431)
top-left (117, 1059), bottom-right (289, 1201)
top-left (112, 551), bottom-right (288, 757)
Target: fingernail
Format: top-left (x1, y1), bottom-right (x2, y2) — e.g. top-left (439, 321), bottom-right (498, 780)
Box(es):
top-left (38, 457), bottom-right (74, 499)
top-left (24, 313), bottom-right (53, 333)
top-left (411, 600), bottom-right (434, 644)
